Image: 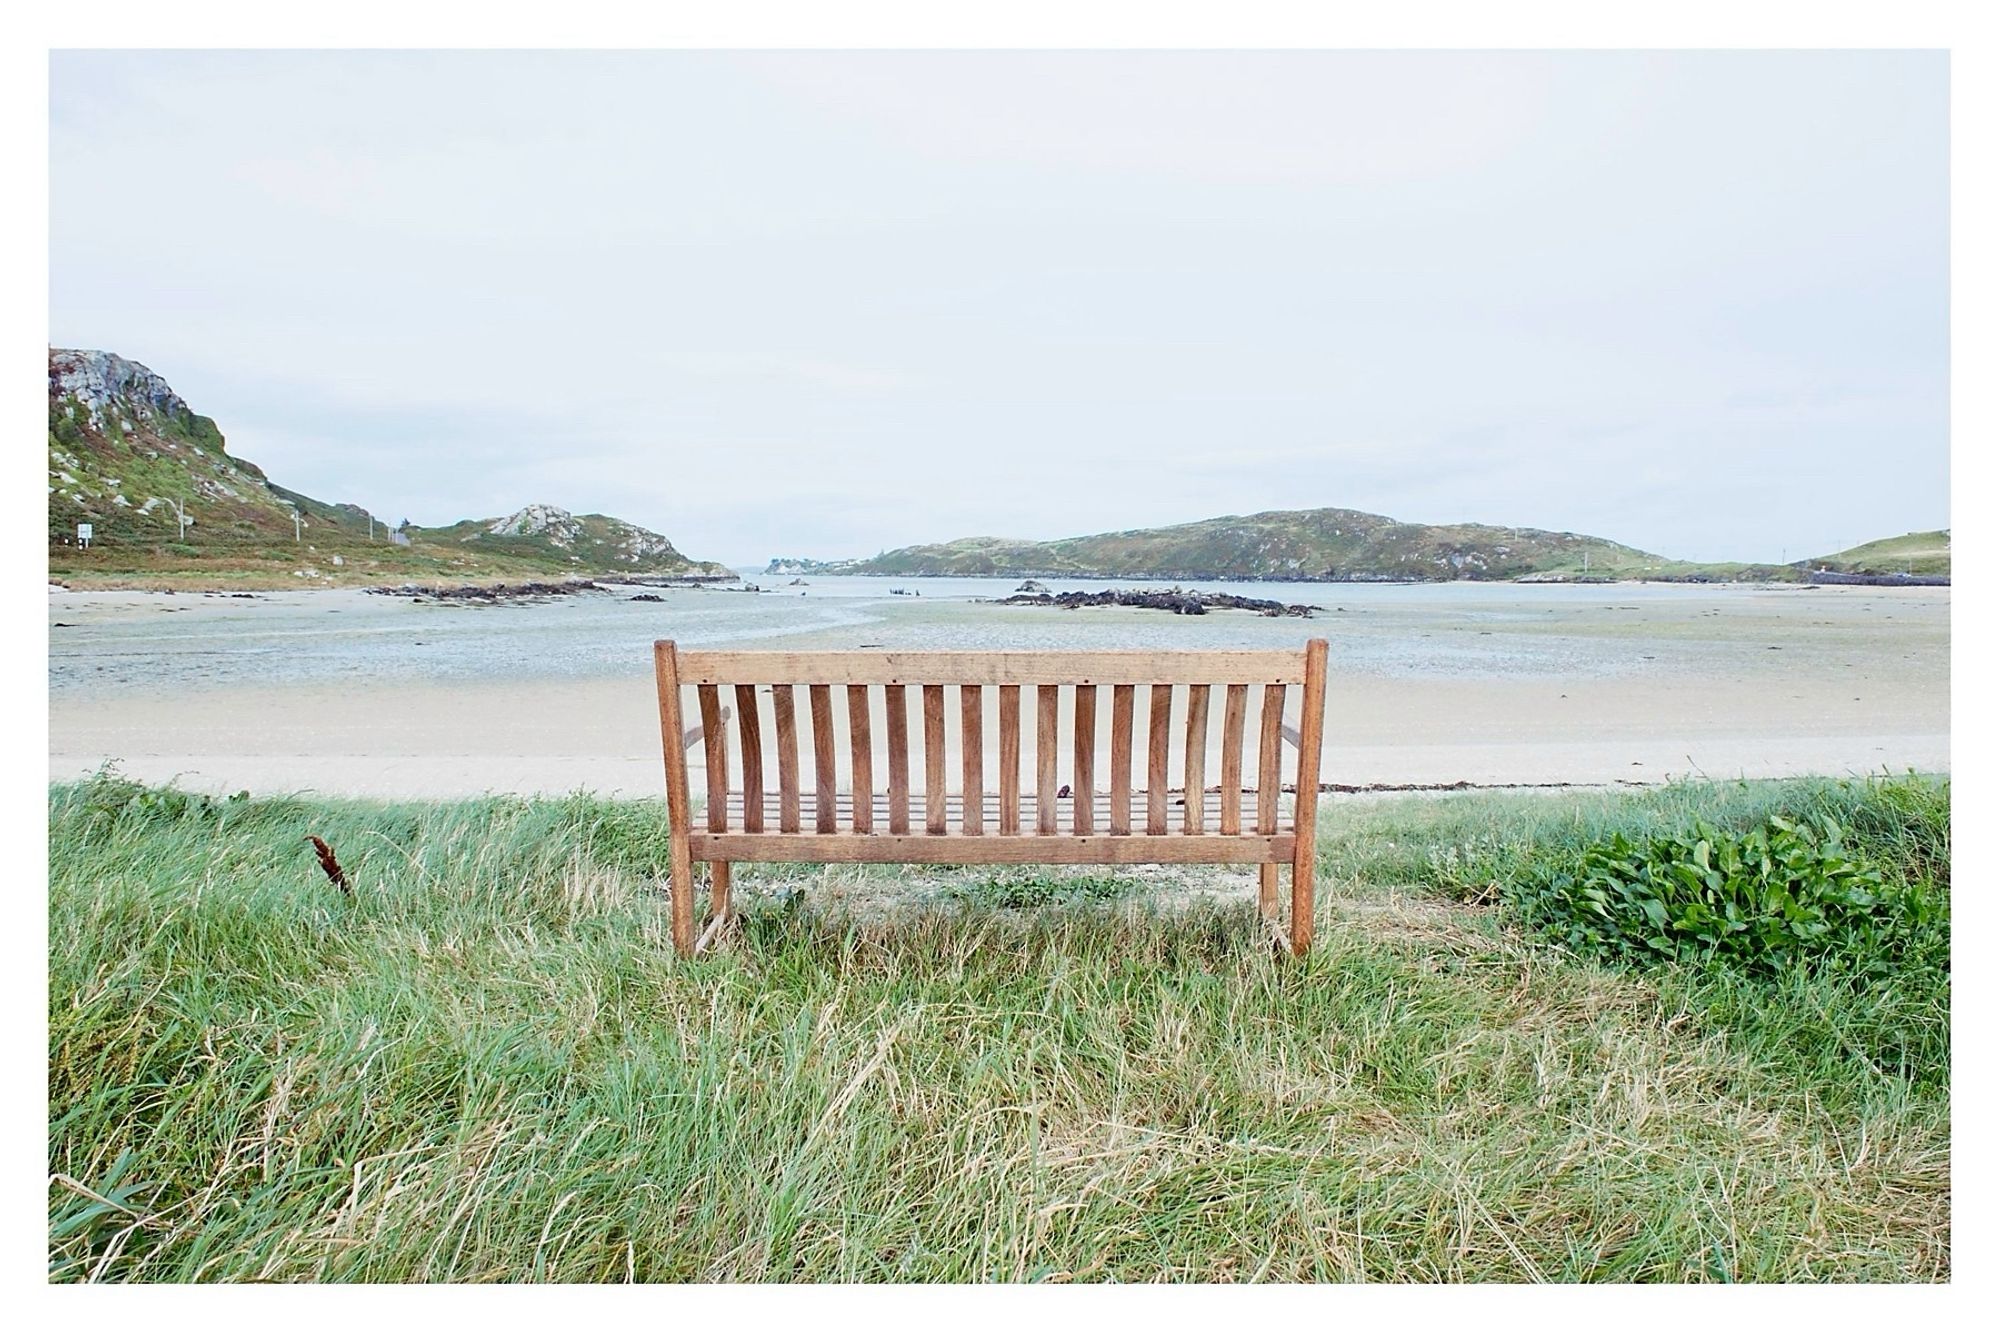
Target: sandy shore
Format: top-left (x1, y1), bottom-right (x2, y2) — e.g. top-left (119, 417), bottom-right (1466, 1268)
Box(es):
top-left (49, 582), bottom-right (1949, 800)
top-left (49, 668), bottom-right (1947, 800)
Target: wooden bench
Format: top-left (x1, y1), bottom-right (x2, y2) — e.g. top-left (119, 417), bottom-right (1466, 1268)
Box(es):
top-left (653, 640), bottom-right (1329, 957)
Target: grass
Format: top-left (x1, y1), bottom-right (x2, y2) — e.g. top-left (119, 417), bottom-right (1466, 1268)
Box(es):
top-left (47, 774), bottom-right (1948, 1282)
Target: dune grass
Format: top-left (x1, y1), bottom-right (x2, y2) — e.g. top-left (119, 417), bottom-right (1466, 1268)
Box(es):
top-left (47, 773), bottom-right (1948, 1282)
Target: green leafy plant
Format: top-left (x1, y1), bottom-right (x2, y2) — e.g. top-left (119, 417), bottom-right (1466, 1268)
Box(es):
top-left (1509, 813), bottom-right (1938, 976)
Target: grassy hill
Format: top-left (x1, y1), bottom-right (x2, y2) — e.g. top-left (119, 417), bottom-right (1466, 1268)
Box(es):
top-left (48, 349), bottom-right (726, 589)
top-left (773, 508), bottom-right (1680, 582)
top-left (1807, 530), bottom-right (1950, 577)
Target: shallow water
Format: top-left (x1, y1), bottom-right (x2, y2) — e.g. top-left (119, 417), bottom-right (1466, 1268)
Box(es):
top-left (48, 577), bottom-right (1948, 699)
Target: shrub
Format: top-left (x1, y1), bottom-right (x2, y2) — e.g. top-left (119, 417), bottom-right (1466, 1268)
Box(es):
top-left (1508, 813), bottom-right (1943, 977)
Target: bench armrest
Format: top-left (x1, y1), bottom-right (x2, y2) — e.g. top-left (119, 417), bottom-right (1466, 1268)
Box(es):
top-left (682, 704), bottom-right (732, 752)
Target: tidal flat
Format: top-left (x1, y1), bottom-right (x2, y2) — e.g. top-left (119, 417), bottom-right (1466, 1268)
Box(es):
top-left (48, 578), bottom-right (1947, 799)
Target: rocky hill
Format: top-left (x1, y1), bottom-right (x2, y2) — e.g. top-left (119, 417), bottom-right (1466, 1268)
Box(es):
top-left (414, 503), bottom-right (728, 575)
top-left (48, 348), bottom-right (724, 588)
top-left (769, 508), bottom-right (1674, 582)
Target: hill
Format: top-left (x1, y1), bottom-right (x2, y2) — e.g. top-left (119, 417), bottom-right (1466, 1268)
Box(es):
top-left (769, 508), bottom-right (1677, 582)
top-left (47, 349), bottom-right (726, 588)
top-left (1807, 530), bottom-right (1950, 577)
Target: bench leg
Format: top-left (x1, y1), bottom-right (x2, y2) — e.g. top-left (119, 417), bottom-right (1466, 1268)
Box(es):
top-left (1257, 863), bottom-right (1280, 922)
top-left (707, 861), bottom-right (733, 927)
top-left (1289, 856), bottom-right (1315, 957)
top-left (669, 840), bottom-right (696, 958)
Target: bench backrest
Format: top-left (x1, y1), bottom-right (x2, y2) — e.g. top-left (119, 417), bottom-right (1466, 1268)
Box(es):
top-left (656, 643), bottom-right (1328, 843)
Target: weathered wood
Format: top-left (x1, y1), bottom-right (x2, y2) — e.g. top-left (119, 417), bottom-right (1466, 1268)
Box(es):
top-left (1258, 684), bottom-right (1285, 836)
top-left (1072, 684), bottom-right (1096, 834)
top-left (1147, 684), bottom-right (1172, 835)
top-left (678, 649), bottom-right (1305, 686)
top-left (653, 642), bottom-right (697, 957)
top-left (772, 684), bottom-right (800, 834)
top-left (735, 684), bottom-right (764, 833)
top-left (680, 706), bottom-right (730, 753)
top-left (691, 832), bottom-right (1295, 866)
top-left (1037, 685), bottom-right (1060, 835)
top-left (709, 860), bottom-right (732, 923)
top-left (1183, 684), bottom-right (1211, 834)
top-left (1109, 684), bottom-right (1134, 836)
top-left (810, 684), bottom-right (837, 834)
top-left (1219, 683), bottom-right (1247, 836)
top-left (998, 684), bottom-right (1021, 835)
top-left (656, 640), bottom-right (1326, 959)
top-left (885, 684), bottom-right (910, 835)
top-left (697, 685), bottom-right (728, 833)
top-left (847, 684), bottom-right (873, 834)
top-left (1291, 639), bottom-right (1329, 957)
top-left (923, 684), bottom-right (947, 835)
top-left (960, 685), bottom-right (984, 835)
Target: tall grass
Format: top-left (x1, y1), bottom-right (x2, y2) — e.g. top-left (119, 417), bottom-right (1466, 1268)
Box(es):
top-left (48, 774), bottom-right (1948, 1281)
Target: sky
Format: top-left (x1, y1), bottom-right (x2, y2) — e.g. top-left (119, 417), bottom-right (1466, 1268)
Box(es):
top-left (49, 50), bottom-right (1947, 569)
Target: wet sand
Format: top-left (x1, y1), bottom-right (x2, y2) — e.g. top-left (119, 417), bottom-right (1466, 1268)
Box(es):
top-left (48, 582), bottom-right (1949, 800)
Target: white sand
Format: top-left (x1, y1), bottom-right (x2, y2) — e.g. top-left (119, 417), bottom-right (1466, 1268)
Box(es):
top-left (49, 664), bottom-right (1948, 800)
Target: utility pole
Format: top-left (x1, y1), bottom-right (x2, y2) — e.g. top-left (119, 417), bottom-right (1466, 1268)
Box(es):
top-left (293, 508), bottom-right (303, 543)
top-left (171, 498), bottom-right (189, 541)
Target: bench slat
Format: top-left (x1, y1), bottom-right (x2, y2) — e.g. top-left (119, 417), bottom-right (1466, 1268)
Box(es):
top-left (1036, 685), bottom-right (1059, 835)
top-left (1183, 684), bottom-right (1210, 834)
top-left (885, 684), bottom-right (910, 835)
top-left (676, 649), bottom-right (1306, 686)
top-left (773, 684), bottom-right (800, 833)
top-left (1109, 684), bottom-right (1134, 836)
top-left (690, 831), bottom-right (1295, 866)
top-left (1073, 684), bottom-right (1096, 834)
top-left (847, 684), bottom-right (873, 834)
top-left (998, 685), bottom-right (1021, 835)
top-left (698, 684), bottom-right (728, 833)
top-left (961, 685), bottom-right (984, 835)
top-left (1147, 684), bottom-right (1172, 835)
top-left (719, 789), bottom-right (1283, 831)
top-left (1219, 684), bottom-right (1247, 836)
top-left (735, 684), bottom-right (763, 833)
top-left (1258, 684), bottom-right (1285, 836)
top-left (923, 685), bottom-right (948, 835)
top-left (811, 685), bottom-right (838, 834)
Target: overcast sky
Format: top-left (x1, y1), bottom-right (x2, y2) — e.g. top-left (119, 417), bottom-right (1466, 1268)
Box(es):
top-left (50, 50), bottom-right (1946, 568)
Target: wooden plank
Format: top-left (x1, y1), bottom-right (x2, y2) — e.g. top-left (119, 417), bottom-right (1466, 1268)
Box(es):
top-left (1036, 684), bottom-right (1059, 835)
top-left (1071, 684), bottom-right (1096, 834)
top-left (1146, 684), bottom-right (1172, 835)
top-left (847, 685), bottom-right (873, 834)
top-left (697, 684), bottom-right (728, 833)
top-left (1291, 639), bottom-right (1329, 957)
top-left (810, 684), bottom-right (837, 834)
top-left (652, 641), bottom-right (696, 957)
top-left (923, 684), bottom-right (947, 835)
top-left (1258, 684), bottom-right (1285, 836)
top-left (1218, 684), bottom-right (1247, 836)
top-left (1257, 863), bottom-right (1279, 921)
top-left (709, 860), bottom-right (732, 924)
top-left (772, 684), bottom-right (800, 834)
top-left (885, 684), bottom-right (910, 835)
top-left (998, 684), bottom-right (1021, 835)
top-left (735, 684), bottom-right (764, 833)
top-left (960, 685), bottom-right (984, 835)
top-left (1183, 684), bottom-right (1211, 834)
top-left (690, 832), bottom-right (1294, 866)
top-left (678, 649), bottom-right (1305, 686)
top-left (1109, 684), bottom-right (1134, 836)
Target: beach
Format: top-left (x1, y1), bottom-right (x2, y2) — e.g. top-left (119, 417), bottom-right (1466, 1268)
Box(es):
top-left (48, 578), bottom-right (1949, 799)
